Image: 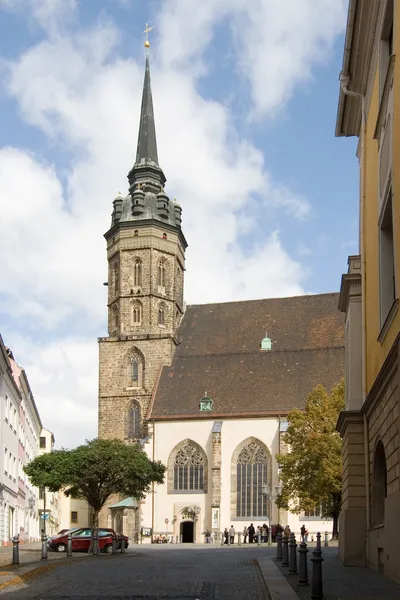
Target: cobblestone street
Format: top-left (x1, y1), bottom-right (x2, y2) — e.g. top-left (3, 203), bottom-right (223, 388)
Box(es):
top-left (1, 545), bottom-right (274, 600)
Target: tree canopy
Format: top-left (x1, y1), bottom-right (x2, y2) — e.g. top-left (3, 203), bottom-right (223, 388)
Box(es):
top-left (276, 380), bottom-right (344, 537)
top-left (24, 438), bottom-right (165, 521)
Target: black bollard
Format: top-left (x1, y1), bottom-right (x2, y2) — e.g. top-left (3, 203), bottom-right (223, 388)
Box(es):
top-left (41, 534), bottom-right (48, 560)
top-left (121, 536), bottom-right (126, 553)
top-left (276, 531), bottom-right (283, 561)
top-left (67, 533), bottom-right (72, 557)
top-left (289, 532), bottom-right (298, 573)
top-left (298, 540), bottom-right (309, 585)
top-left (12, 535), bottom-right (20, 565)
top-left (324, 532), bottom-right (329, 547)
top-left (112, 533), bottom-right (117, 555)
top-left (311, 532), bottom-right (324, 600)
top-left (282, 534), bottom-right (289, 567)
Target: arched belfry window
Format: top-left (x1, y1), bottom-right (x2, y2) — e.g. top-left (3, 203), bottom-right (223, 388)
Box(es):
top-left (158, 262), bottom-right (166, 287)
top-left (158, 304), bottom-right (165, 326)
top-left (126, 349), bottom-right (144, 390)
top-left (131, 358), bottom-right (139, 386)
top-left (168, 440), bottom-right (207, 493)
top-left (131, 301), bottom-right (142, 326)
top-left (373, 440), bottom-right (387, 525)
top-left (133, 259), bottom-right (142, 287)
top-left (127, 402), bottom-right (141, 439)
top-left (233, 438), bottom-right (271, 518)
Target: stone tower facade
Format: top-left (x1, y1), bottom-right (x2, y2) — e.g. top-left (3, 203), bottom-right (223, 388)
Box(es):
top-left (98, 52), bottom-right (187, 442)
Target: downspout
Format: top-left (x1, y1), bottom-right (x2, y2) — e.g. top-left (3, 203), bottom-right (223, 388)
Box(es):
top-left (339, 74), bottom-right (370, 554)
top-left (151, 419), bottom-right (155, 544)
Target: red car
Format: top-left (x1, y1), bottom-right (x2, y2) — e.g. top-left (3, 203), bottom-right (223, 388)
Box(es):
top-left (47, 527), bottom-right (128, 553)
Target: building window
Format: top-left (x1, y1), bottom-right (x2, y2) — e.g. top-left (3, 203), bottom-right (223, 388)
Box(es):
top-left (379, 0), bottom-right (394, 98)
top-left (128, 403), bottom-right (140, 439)
top-left (158, 262), bottom-right (165, 287)
top-left (158, 305), bottom-right (165, 326)
top-left (173, 442), bottom-right (205, 491)
top-left (373, 441), bottom-right (387, 526)
top-left (40, 437), bottom-right (46, 449)
top-left (132, 302), bottom-right (142, 326)
top-left (236, 441), bottom-right (268, 518)
top-left (379, 189), bottom-right (396, 325)
top-left (71, 511), bottom-right (78, 524)
top-left (133, 259), bottom-right (142, 287)
top-left (304, 505), bottom-right (322, 518)
top-left (131, 359), bottom-right (139, 386)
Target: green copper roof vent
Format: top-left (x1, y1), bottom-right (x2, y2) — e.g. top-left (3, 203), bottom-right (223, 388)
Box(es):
top-left (199, 392), bottom-right (213, 411)
top-left (261, 333), bottom-right (272, 351)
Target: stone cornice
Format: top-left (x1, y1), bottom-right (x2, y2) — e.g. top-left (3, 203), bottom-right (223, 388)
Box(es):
top-left (338, 272), bottom-right (362, 313)
top-left (336, 409), bottom-right (363, 437)
top-left (104, 218), bottom-right (188, 250)
top-left (362, 331), bottom-right (400, 418)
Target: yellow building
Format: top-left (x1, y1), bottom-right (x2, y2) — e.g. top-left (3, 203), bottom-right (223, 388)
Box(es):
top-left (336, 0), bottom-right (400, 578)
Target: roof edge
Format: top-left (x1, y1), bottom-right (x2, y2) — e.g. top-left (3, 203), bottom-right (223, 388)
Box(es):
top-left (148, 410), bottom-right (290, 422)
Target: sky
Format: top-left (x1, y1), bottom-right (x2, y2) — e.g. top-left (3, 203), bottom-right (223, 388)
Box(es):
top-left (0, 0), bottom-right (358, 448)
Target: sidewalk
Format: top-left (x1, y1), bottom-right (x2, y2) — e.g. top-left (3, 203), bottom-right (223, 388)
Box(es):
top-left (273, 546), bottom-right (400, 600)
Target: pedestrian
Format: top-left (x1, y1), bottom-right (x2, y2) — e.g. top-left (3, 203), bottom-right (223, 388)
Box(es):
top-left (284, 525), bottom-right (291, 537)
top-left (275, 523), bottom-right (283, 536)
top-left (300, 524), bottom-right (306, 542)
top-left (261, 524), bottom-right (267, 543)
top-left (247, 523), bottom-right (255, 544)
top-left (229, 525), bottom-right (235, 544)
top-left (305, 528), bottom-right (309, 543)
top-left (224, 528), bottom-right (229, 544)
top-left (256, 526), bottom-right (261, 542)
top-left (242, 526), bottom-right (248, 544)
top-left (265, 524), bottom-right (269, 542)
top-left (205, 529), bottom-right (211, 543)
top-left (210, 531), bottom-right (215, 544)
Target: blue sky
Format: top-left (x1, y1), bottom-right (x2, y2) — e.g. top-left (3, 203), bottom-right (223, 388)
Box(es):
top-left (0, 0), bottom-right (356, 446)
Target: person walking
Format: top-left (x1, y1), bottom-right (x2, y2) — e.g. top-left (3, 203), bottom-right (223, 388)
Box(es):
top-left (300, 524), bottom-right (306, 542)
top-left (224, 528), bottom-right (229, 544)
top-left (284, 525), bottom-right (291, 537)
top-left (205, 529), bottom-right (211, 543)
top-left (261, 524), bottom-right (267, 543)
top-left (229, 525), bottom-right (235, 544)
top-left (248, 523), bottom-right (255, 544)
top-left (242, 525), bottom-right (248, 544)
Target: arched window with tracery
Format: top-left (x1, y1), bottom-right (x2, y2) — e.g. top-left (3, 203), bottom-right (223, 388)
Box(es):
top-left (158, 261), bottom-right (166, 287)
top-left (131, 301), bottom-right (142, 326)
top-left (127, 402), bottom-right (141, 438)
top-left (133, 259), bottom-right (142, 287)
top-left (373, 440), bottom-right (387, 525)
top-left (131, 358), bottom-right (139, 386)
top-left (234, 439), bottom-right (270, 518)
top-left (126, 349), bottom-right (144, 389)
top-left (168, 440), bottom-right (207, 493)
top-left (158, 304), bottom-right (165, 326)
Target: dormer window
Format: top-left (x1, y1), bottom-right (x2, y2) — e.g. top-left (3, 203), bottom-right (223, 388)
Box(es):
top-left (261, 333), bottom-right (272, 351)
top-left (199, 393), bottom-right (213, 411)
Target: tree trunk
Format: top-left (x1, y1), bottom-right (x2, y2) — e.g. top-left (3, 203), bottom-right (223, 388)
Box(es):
top-left (331, 511), bottom-right (339, 539)
top-left (89, 511), bottom-right (99, 554)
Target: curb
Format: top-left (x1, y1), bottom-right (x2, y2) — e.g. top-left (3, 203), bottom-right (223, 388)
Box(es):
top-left (257, 557), bottom-right (300, 600)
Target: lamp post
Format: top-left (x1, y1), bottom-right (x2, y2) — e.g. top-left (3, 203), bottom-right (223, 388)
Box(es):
top-left (261, 483), bottom-right (282, 545)
top-left (28, 496), bottom-right (35, 542)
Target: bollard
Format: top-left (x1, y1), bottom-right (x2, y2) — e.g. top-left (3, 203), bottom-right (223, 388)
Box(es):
top-left (297, 540), bottom-right (309, 586)
top-left (176, 535), bottom-right (179, 544)
top-left (112, 533), bottom-right (117, 555)
top-left (171, 535), bottom-right (174, 544)
top-left (324, 532), bottom-right (329, 547)
top-left (12, 535), bottom-right (20, 565)
top-left (67, 533), bottom-right (72, 558)
top-left (311, 532), bottom-right (324, 600)
top-left (268, 528), bottom-right (272, 547)
top-left (220, 532), bottom-right (224, 546)
top-left (92, 529), bottom-right (99, 555)
top-left (180, 535), bottom-right (183, 544)
top-left (282, 534), bottom-right (289, 567)
top-left (237, 532), bottom-right (241, 545)
top-left (121, 537), bottom-right (126, 553)
top-left (276, 531), bottom-right (283, 561)
top-left (257, 533), bottom-right (261, 547)
top-left (41, 535), bottom-right (48, 560)
top-left (289, 532), bottom-right (298, 573)
top-left (228, 533), bottom-right (231, 546)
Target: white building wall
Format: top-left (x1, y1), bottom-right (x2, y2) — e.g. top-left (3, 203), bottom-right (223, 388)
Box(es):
top-left (59, 495), bottom-right (93, 531)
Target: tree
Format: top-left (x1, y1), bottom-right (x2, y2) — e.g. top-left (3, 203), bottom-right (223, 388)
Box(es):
top-left (276, 380), bottom-right (344, 538)
top-left (24, 438), bottom-right (165, 538)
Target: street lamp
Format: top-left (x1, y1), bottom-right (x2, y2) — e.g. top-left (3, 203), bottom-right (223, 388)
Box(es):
top-left (261, 484), bottom-right (282, 546)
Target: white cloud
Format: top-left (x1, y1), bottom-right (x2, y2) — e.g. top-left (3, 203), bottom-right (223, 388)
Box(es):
top-left (0, 1), bottom-right (346, 447)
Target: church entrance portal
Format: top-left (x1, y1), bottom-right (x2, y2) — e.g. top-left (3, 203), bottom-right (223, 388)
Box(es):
top-left (180, 521), bottom-right (194, 543)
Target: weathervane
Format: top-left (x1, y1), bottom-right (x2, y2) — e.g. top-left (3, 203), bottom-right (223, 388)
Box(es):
top-left (143, 23), bottom-right (154, 51)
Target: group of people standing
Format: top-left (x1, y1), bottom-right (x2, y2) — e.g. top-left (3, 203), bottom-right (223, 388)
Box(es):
top-left (205, 522), bottom-right (302, 544)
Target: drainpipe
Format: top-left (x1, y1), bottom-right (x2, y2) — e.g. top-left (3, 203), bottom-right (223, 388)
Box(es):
top-left (339, 74), bottom-right (370, 559)
top-left (151, 419), bottom-right (155, 544)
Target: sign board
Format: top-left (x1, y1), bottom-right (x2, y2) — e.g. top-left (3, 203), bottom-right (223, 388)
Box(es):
top-left (141, 527), bottom-right (152, 537)
top-left (40, 514), bottom-right (50, 520)
top-left (211, 507), bottom-right (219, 529)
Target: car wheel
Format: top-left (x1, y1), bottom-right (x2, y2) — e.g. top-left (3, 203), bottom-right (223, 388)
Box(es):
top-left (56, 544), bottom-right (67, 552)
top-left (104, 544), bottom-right (113, 554)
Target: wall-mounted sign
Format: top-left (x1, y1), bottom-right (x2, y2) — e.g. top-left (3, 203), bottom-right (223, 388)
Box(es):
top-left (211, 507), bottom-right (219, 529)
top-left (141, 527), bottom-right (152, 537)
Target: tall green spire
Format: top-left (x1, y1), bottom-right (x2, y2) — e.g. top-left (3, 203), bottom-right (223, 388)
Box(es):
top-left (135, 54), bottom-right (159, 167)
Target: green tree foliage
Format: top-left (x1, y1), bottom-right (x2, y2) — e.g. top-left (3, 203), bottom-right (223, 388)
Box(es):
top-left (276, 380), bottom-right (344, 537)
top-left (24, 438), bottom-right (165, 527)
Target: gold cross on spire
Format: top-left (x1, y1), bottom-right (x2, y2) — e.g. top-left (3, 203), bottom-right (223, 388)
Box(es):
top-left (143, 23), bottom-right (154, 49)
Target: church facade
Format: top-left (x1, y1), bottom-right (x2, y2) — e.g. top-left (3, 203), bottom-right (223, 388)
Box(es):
top-left (98, 47), bottom-right (345, 543)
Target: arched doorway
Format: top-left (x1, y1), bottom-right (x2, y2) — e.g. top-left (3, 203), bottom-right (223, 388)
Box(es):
top-left (180, 521), bottom-right (194, 543)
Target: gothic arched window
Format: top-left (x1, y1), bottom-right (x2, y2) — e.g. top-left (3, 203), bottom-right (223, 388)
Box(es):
top-left (133, 259), bottom-right (142, 287)
top-left (158, 305), bottom-right (165, 326)
top-left (131, 358), bottom-right (139, 386)
top-left (132, 302), bottom-right (142, 326)
top-left (373, 441), bottom-right (387, 525)
top-left (128, 403), bottom-right (140, 438)
top-left (173, 442), bottom-right (205, 492)
top-left (236, 440), bottom-right (268, 518)
top-left (158, 262), bottom-right (165, 287)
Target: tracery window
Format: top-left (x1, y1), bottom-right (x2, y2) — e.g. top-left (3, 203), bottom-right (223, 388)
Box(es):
top-left (131, 359), bottom-right (139, 385)
top-left (133, 259), bottom-right (142, 287)
top-left (173, 442), bottom-right (204, 491)
top-left (158, 262), bottom-right (165, 287)
top-left (158, 305), bottom-right (165, 326)
top-left (132, 302), bottom-right (142, 325)
top-left (128, 403), bottom-right (140, 438)
top-left (236, 441), bottom-right (268, 518)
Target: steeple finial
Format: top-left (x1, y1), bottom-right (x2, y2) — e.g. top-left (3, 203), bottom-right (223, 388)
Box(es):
top-left (143, 23), bottom-right (154, 50)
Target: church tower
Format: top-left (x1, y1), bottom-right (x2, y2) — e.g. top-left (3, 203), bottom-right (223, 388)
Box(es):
top-left (98, 41), bottom-right (187, 442)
